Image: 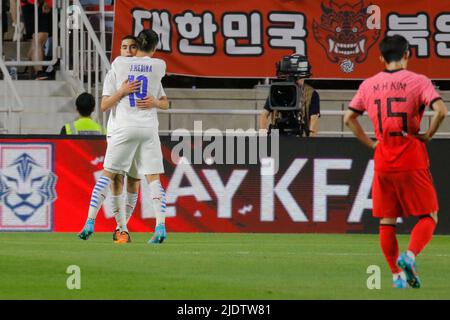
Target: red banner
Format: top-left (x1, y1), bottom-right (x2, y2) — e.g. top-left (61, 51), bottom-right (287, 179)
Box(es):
top-left (112, 0), bottom-right (450, 79)
top-left (1, 137), bottom-right (450, 234)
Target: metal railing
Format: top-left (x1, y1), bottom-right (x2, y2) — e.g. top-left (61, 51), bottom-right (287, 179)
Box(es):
top-left (80, 0), bottom-right (114, 59)
top-left (60, 0), bottom-right (112, 127)
top-left (1, 0), bottom-right (112, 130)
top-left (0, 57), bottom-right (24, 133)
top-left (0, 0), bottom-right (59, 68)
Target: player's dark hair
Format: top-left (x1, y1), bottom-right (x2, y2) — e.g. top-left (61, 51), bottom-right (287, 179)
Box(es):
top-left (76, 92), bottom-right (95, 117)
top-left (121, 35), bottom-right (137, 43)
top-left (136, 29), bottom-right (159, 53)
top-left (379, 35), bottom-right (409, 63)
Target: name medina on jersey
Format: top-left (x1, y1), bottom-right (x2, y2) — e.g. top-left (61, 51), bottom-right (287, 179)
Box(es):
top-left (0, 153), bottom-right (57, 222)
top-left (129, 64), bottom-right (153, 72)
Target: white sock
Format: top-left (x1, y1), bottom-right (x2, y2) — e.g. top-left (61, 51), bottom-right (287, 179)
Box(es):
top-left (88, 176), bottom-right (112, 220)
top-left (125, 192), bottom-right (138, 224)
top-left (120, 224), bottom-right (128, 233)
top-left (149, 180), bottom-right (166, 226)
top-left (112, 194), bottom-right (128, 232)
top-left (406, 250), bottom-right (416, 261)
top-left (112, 194), bottom-right (122, 231)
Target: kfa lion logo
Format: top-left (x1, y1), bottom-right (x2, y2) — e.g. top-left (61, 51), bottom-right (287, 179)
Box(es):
top-left (0, 153), bottom-right (57, 222)
top-left (313, 0), bottom-right (380, 73)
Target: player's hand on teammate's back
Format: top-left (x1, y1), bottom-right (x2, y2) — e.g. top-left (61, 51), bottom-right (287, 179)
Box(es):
top-left (118, 80), bottom-right (140, 96)
top-left (137, 95), bottom-right (159, 109)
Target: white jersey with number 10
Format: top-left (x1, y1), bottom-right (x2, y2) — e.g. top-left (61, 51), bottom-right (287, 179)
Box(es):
top-left (103, 55), bottom-right (166, 129)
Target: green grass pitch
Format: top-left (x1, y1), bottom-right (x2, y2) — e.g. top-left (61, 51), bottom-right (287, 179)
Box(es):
top-left (1, 232), bottom-right (450, 299)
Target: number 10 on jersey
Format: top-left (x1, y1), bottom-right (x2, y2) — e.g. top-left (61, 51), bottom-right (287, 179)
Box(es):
top-left (128, 75), bottom-right (148, 107)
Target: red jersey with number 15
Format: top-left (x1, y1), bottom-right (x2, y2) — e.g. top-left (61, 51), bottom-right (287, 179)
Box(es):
top-left (349, 69), bottom-right (441, 172)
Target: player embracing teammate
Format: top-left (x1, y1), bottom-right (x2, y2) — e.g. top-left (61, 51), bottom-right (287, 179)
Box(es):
top-left (345, 35), bottom-right (448, 288)
top-left (78, 29), bottom-right (169, 244)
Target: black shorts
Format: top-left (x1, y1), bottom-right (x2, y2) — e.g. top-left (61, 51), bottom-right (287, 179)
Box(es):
top-left (22, 3), bottom-right (52, 37)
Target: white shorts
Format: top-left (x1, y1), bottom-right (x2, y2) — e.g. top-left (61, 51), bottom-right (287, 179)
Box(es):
top-left (104, 126), bottom-right (164, 176)
top-left (106, 134), bottom-right (140, 179)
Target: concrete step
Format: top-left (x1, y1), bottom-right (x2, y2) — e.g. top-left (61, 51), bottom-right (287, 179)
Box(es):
top-left (171, 99), bottom-right (257, 110)
top-left (174, 87), bottom-right (450, 103)
top-left (2, 40), bottom-right (31, 61)
top-left (254, 99), bottom-right (348, 110)
top-left (0, 96), bottom-right (76, 113)
top-left (315, 89), bottom-right (450, 102)
top-left (18, 112), bottom-right (78, 134)
top-left (0, 80), bottom-right (75, 97)
top-left (168, 113), bottom-right (256, 131)
top-left (165, 88), bottom-right (257, 100)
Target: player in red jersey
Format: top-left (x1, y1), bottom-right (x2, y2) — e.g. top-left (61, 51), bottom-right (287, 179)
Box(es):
top-left (344, 35), bottom-right (448, 289)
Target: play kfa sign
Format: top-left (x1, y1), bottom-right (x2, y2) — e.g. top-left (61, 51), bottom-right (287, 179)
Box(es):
top-left (164, 157), bottom-right (375, 224)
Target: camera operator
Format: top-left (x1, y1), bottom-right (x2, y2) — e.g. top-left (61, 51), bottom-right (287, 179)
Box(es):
top-left (259, 55), bottom-right (320, 136)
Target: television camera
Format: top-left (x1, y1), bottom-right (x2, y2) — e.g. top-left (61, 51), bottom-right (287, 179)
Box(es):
top-left (268, 54), bottom-right (312, 137)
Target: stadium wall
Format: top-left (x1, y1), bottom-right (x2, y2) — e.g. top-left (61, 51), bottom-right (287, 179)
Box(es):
top-left (0, 136), bottom-right (448, 234)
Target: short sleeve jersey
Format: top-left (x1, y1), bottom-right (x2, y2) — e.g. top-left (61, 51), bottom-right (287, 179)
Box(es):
top-left (103, 68), bottom-right (166, 136)
top-left (102, 56), bottom-right (166, 129)
top-left (349, 69), bottom-right (441, 172)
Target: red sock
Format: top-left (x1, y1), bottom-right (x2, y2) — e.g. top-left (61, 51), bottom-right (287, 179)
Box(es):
top-left (408, 216), bottom-right (436, 256)
top-left (379, 224), bottom-right (401, 274)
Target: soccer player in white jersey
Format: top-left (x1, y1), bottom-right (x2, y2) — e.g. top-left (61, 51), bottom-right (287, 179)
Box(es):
top-left (102, 35), bottom-right (169, 242)
top-left (101, 35), bottom-right (144, 242)
top-left (78, 29), bottom-right (169, 244)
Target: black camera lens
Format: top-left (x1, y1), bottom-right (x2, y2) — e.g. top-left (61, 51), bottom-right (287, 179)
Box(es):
top-left (270, 84), bottom-right (297, 107)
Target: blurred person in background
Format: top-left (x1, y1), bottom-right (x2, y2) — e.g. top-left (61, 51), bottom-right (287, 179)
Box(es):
top-left (10, 0), bottom-right (25, 41)
top-left (61, 92), bottom-right (105, 135)
top-left (260, 78), bottom-right (321, 136)
top-left (2, 1), bottom-right (8, 39)
top-left (22, 0), bottom-right (53, 79)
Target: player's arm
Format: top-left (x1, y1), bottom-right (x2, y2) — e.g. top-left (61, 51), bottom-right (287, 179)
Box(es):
top-left (344, 109), bottom-right (378, 149)
top-left (136, 95), bottom-right (169, 110)
top-left (259, 96), bottom-right (273, 131)
top-left (309, 91), bottom-right (321, 136)
top-left (137, 80), bottom-right (170, 110)
top-left (101, 80), bottom-right (140, 112)
top-left (259, 109), bottom-right (271, 130)
top-left (309, 114), bottom-right (319, 137)
top-left (416, 99), bottom-right (448, 142)
top-left (157, 96), bottom-right (170, 110)
top-left (135, 62), bottom-right (170, 110)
